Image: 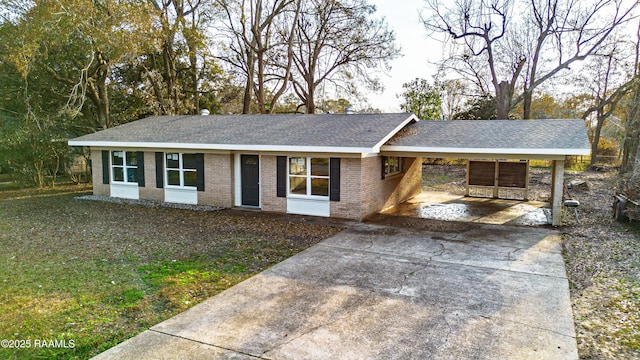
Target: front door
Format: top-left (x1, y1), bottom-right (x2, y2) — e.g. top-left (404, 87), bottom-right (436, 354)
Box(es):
top-left (241, 155), bottom-right (260, 206)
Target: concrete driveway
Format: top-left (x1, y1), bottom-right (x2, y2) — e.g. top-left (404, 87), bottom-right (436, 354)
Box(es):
top-left (94, 222), bottom-right (577, 359)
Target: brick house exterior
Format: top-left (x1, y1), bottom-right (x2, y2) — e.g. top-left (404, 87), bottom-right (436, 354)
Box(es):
top-left (72, 114), bottom-right (423, 220)
top-left (71, 114), bottom-right (590, 224)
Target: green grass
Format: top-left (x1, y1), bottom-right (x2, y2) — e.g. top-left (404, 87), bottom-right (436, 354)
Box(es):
top-left (0, 173), bottom-right (19, 191)
top-left (0, 186), bottom-right (342, 359)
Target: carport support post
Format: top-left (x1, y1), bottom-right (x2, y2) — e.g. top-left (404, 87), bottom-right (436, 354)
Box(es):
top-left (551, 159), bottom-right (565, 226)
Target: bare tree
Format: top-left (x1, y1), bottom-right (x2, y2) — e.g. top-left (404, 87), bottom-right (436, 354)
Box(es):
top-left (619, 22), bottom-right (640, 173)
top-left (423, 0), bottom-right (637, 119)
top-left (146, 0), bottom-right (217, 115)
top-left (580, 39), bottom-right (636, 164)
top-left (436, 78), bottom-right (470, 120)
top-left (290, 0), bottom-right (400, 114)
top-left (216, 0), bottom-right (300, 114)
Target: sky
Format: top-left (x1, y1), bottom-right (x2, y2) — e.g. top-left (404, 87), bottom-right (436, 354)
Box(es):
top-left (365, 0), bottom-right (442, 112)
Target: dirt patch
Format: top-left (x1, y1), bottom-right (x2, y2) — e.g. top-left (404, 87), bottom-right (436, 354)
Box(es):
top-left (561, 169), bottom-right (640, 359)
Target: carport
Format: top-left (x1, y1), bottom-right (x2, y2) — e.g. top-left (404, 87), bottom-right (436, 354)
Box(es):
top-left (381, 119), bottom-right (591, 226)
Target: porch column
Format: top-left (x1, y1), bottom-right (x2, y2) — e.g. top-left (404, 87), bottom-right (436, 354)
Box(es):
top-left (551, 159), bottom-right (565, 226)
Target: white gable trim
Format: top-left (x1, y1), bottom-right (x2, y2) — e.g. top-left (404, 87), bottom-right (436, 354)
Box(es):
top-left (372, 114), bottom-right (419, 152)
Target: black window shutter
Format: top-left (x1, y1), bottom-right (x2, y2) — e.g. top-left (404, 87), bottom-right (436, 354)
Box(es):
top-left (276, 156), bottom-right (286, 198)
top-left (330, 158), bottom-right (340, 201)
top-left (381, 156), bottom-right (386, 180)
top-left (196, 153), bottom-right (205, 191)
top-left (155, 152), bottom-right (164, 188)
top-left (136, 151), bottom-right (145, 187)
top-left (101, 150), bottom-right (110, 184)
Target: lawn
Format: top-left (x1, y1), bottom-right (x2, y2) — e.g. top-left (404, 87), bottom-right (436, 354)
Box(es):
top-left (0, 185), bottom-right (343, 359)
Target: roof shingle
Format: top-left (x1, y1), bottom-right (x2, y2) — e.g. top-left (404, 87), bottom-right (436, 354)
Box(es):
top-left (69, 113), bottom-right (415, 151)
top-left (383, 119), bottom-right (590, 154)
top-left (69, 115), bottom-right (591, 156)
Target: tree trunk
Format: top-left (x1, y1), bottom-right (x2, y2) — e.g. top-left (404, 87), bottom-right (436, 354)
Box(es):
top-left (86, 56), bottom-right (110, 129)
top-left (495, 81), bottom-right (512, 119)
top-left (305, 82), bottom-right (316, 114)
top-left (96, 65), bottom-right (110, 128)
top-left (188, 38), bottom-right (199, 114)
top-left (242, 50), bottom-right (255, 114)
top-left (620, 86), bottom-right (640, 174)
top-left (590, 109), bottom-right (606, 166)
top-left (257, 51), bottom-right (266, 113)
top-left (163, 43), bottom-right (177, 114)
top-left (242, 77), bottom-right (253, 114)
top-left (523, 90), bottom-right (532, 120)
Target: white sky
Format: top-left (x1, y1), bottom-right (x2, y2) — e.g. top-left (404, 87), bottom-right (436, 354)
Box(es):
top-left (365, 0), bottom-right (639, 113)
top-left (365, 0), bottom-right (442, 112)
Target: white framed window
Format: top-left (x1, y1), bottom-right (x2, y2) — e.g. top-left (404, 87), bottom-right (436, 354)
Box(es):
top-left (166, 153), bottom-right (197, 188)
top-left (111, 151), bottom-right (138, 183)
top-left (289, 157), bottom-right (330, 197)
top-left (383, 156), bottom-right (403, 178)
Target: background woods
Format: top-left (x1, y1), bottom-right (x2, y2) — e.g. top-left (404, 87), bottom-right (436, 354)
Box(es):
top-left (1, 0), bottom-right (640, 187)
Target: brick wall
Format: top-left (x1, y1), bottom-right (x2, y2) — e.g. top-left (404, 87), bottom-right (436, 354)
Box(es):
top-left (359, 156), bottom-right (422, 219)
top-left (90, 149), bottom-right (109, 196)
top-left (198, 153), bottom-right (234, 207)
top-left (330, 157), bottom-right (363, 219)
top-left (260, 155), bottom-right (286, 213)
top-left (380, 157), bottom-right (422, 210)
top-left (138, 151), bottom-right (163, 201)
top-left (360, 156), bottom-right (383, 217)
top-left (329, 156), bottom-right (422, 220)
top-left (90, 150), bottom-right (421, 219)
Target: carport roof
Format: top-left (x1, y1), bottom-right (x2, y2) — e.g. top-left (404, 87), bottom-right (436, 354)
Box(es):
top-left (382, 119), bottom-right (590, 158)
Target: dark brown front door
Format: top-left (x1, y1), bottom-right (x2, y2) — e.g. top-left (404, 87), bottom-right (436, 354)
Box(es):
top-left (241, 155), bottom-right (260, 206)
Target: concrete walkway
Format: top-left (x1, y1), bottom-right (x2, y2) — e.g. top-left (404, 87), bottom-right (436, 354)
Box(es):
top-left (93, 222), bottom-right (577, 359)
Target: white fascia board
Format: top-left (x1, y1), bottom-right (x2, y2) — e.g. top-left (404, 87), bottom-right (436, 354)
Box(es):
top-left (381, 145), bottom-right (591, 156)
top-left (372, 114), bottom-right (419, 152)
top-left (67, 140), bottom-right (375, 154)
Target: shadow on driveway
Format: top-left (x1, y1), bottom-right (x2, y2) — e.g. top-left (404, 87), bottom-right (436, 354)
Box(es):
top-left (93, 221), bottom-right (577, 360)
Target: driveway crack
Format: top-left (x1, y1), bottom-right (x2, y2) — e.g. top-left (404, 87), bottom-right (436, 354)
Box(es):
top-left (507, 248), bottom-right (521, 261)
top-left (442, 306), bottom-right (454, 343)
top-left (149, 329), bottom-right (267, 359)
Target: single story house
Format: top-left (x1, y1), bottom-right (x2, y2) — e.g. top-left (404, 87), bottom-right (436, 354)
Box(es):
top-left (68, 113), bottom-right (591, 225)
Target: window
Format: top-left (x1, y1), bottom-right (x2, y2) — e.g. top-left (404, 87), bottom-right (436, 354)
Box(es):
top-left (166, 153), bottom-right (197, 188)
top-left (383, 156), bottom-right (403, 178)
top-left (111, 151), bottom-right (138, 183)
top-left (289, 157), bottom-right (330, 197)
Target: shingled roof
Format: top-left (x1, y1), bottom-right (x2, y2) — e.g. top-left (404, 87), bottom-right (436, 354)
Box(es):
top-left (69, 114), bottom-right (591, 157)
top-left (68, 113), bottom-right (416, 154)
top-left (381, 119), bottom-right (590, 157)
